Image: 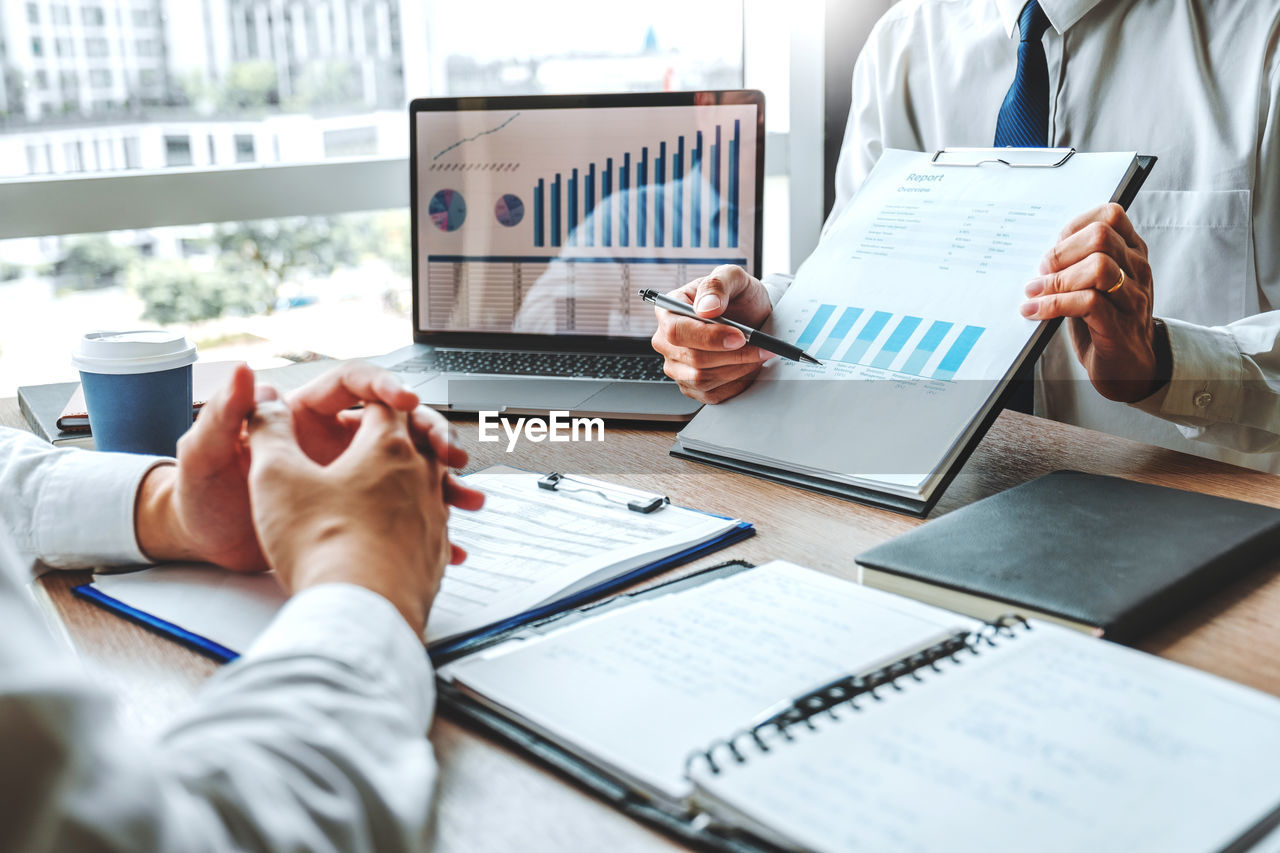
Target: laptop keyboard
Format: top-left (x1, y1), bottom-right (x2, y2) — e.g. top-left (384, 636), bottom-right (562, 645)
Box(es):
top-left (393, 349), bottom-right (671, 381)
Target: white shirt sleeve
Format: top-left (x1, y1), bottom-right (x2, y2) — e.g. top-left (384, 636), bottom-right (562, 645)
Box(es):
top-left (0, 426), bottom-right (166, 577)
top-left (1129, 58), bottom-right (1280, 453)
top-left (0, 428), bottom-right (439, 852)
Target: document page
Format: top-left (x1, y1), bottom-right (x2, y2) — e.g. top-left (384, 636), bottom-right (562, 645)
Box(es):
top-left (689, 621), bottom-right (1280, 853)
top-left (427, 466), bottom-right (736, 643)
top-left (679, 149), bottom-right (1139, 497)
top-left (92, 466), bottom-right (737, 651)
top-left (93, 564), bottom-right (288, 653)
top-left (443, 560), bottom-right (978, 800)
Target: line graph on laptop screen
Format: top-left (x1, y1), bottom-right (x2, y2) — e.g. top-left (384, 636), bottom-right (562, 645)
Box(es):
top-left (414, 102), bottom-right (760, 337)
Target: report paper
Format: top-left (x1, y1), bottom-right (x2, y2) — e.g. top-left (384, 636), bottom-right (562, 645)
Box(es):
top-left (677, 148), bottom-right (1141, 501)
top-left (91, 466), bottom-right (740, 650)
top-left (427, 466), bottom-right (736, 643)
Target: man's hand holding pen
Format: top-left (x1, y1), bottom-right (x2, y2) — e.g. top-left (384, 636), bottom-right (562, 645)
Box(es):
top-left (649, 265), bottom-right (783, 404)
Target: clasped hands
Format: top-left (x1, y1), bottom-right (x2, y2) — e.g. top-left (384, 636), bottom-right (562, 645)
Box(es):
top-left (134, 362), bottom-right (485, 634)
top-left (653, 203), bottom-right (1170, 405)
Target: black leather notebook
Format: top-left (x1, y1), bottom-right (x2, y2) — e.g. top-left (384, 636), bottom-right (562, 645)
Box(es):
top-left (855, 470), bottom-right (1280, 642)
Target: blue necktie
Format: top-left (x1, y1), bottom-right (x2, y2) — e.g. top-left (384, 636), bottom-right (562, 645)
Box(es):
top-left (996, 0), bottom-right (1051, 414)
top-left (994, 0), bottom-right (1051, 147)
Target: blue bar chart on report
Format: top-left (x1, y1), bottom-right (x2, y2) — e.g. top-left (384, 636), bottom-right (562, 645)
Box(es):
top-left (414, 103), bottom-right (759, 336)
top-left (792, 302), bottom-right (986, 382)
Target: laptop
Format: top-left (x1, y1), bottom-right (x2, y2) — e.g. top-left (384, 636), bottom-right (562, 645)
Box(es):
top-left (373, 90), bottom-right (765, 421)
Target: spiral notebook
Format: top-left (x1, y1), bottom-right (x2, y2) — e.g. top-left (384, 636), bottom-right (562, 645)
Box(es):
top-left (439, 560), bottom-right (1280, 852)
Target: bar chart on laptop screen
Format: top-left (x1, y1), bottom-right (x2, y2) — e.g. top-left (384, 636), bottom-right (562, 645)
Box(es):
top-left (415, 104), bottom-right (759, 336)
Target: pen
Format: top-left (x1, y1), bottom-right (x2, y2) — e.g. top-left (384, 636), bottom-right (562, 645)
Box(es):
top-left (638, 289), bottom-right (823, 365)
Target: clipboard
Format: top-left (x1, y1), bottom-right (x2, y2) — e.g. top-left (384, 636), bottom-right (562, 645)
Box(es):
top-left (72, 465), bottom-right (755, 664)
top-left (930, 146), bottom-right (1156, 207)
top-left (671, 148), bottom-right (1158, 518)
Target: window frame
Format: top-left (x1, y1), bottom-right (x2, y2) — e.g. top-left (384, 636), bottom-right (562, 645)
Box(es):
top-left (0, 157), bottom-right (408, 239)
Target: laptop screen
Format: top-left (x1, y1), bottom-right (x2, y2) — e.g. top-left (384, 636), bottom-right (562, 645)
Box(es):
top-left (409, 91), bottom-right (764, 350)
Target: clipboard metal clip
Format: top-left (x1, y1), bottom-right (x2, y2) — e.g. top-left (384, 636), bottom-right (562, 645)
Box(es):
top-left (931, 146), bottom-right (1075, 168)
top-left (538, 472), bottom-right (669, 514)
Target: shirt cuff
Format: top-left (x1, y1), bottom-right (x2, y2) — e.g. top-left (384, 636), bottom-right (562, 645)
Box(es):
top-left (1129, 318), bottom-right (1245, 425)
top-left (762, 272), bottom-right (795, 307)
top-left (244, 583), bottom-right (435, 729)
top-left (34, 450), bottom-right (170, 571)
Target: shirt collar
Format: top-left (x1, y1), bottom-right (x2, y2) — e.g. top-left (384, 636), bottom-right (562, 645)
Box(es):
top-left (995, 0), bottom-right (1108, 38)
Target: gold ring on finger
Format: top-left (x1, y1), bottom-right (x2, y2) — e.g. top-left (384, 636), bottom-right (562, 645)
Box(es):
top-left (1106, 269), bottom-right (1126, 293)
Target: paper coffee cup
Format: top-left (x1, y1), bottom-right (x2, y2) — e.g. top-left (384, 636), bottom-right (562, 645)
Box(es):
top-left (72, 330), bottom-right (198, 457)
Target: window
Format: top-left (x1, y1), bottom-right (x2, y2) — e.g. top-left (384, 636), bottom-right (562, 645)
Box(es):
top-left (322, 126), bottom-right (377, 158)
top-left (24, 144), bottom-right (45, 174)
top-left (123, 136), bottom-right (141, 169)
top-left (86, 38), bottom-right (110, 58)
top-left (234, 134), bottom-right (256, 163)
top-left (30, 38), bottom-right (43, 58)
top-left (63, 140), bottom-right (84, 172)
top-left (207, 135), bottom-right (216, 164)
top-left (164, 135), bottom-right (193, 167)
top-left (55, 38), bottom-right (75, 58)
top-left (34, 70), bottom-right (49, 90)
top-left (26, 3), bottom-right (39, 25)
top-left (89, 69), bottom-right (113, 88)
top-left (51, 5), bottom-right (71, 26)
top-left (96, 138), bottom-right (115, 170)
top-left (0, 0), bottom-right (768, 397)
top-left (0, 212), bottom-right (411, 394)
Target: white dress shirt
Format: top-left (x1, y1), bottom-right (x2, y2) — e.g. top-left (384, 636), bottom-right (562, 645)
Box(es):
top-left (776, 0), bottom-right (1280, 470)
top-left (0, 427), bottom-right (438, 852)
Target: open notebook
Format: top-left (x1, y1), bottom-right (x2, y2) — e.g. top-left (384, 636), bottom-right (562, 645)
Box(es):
top-left (438, 560), bottom-right (1280, 852)
top-left (77, 466), bottom-right (752, 660)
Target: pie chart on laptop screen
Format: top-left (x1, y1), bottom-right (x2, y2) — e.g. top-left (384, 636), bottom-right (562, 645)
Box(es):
top-left (429, 189), bottom-right (467, 231)
top-left (495, 193), bottom-right (524, 227)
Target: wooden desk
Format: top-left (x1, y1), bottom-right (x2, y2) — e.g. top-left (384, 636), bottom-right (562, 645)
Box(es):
top-left (5, 379), bottom-right (1280, 852)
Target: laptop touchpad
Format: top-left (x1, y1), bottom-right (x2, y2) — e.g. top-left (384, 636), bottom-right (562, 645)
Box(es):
top-left (447, 378), bottom-right (608, 411)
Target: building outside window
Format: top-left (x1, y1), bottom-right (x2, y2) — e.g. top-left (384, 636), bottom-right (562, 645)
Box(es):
top-left (234, 133), bottom-right (255, 163)
top-left (164, 134), bottom-right (192, 167)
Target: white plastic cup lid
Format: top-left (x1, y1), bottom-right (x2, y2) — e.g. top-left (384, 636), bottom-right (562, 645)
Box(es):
top-left (72, 330), bottom-right (198, 375)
